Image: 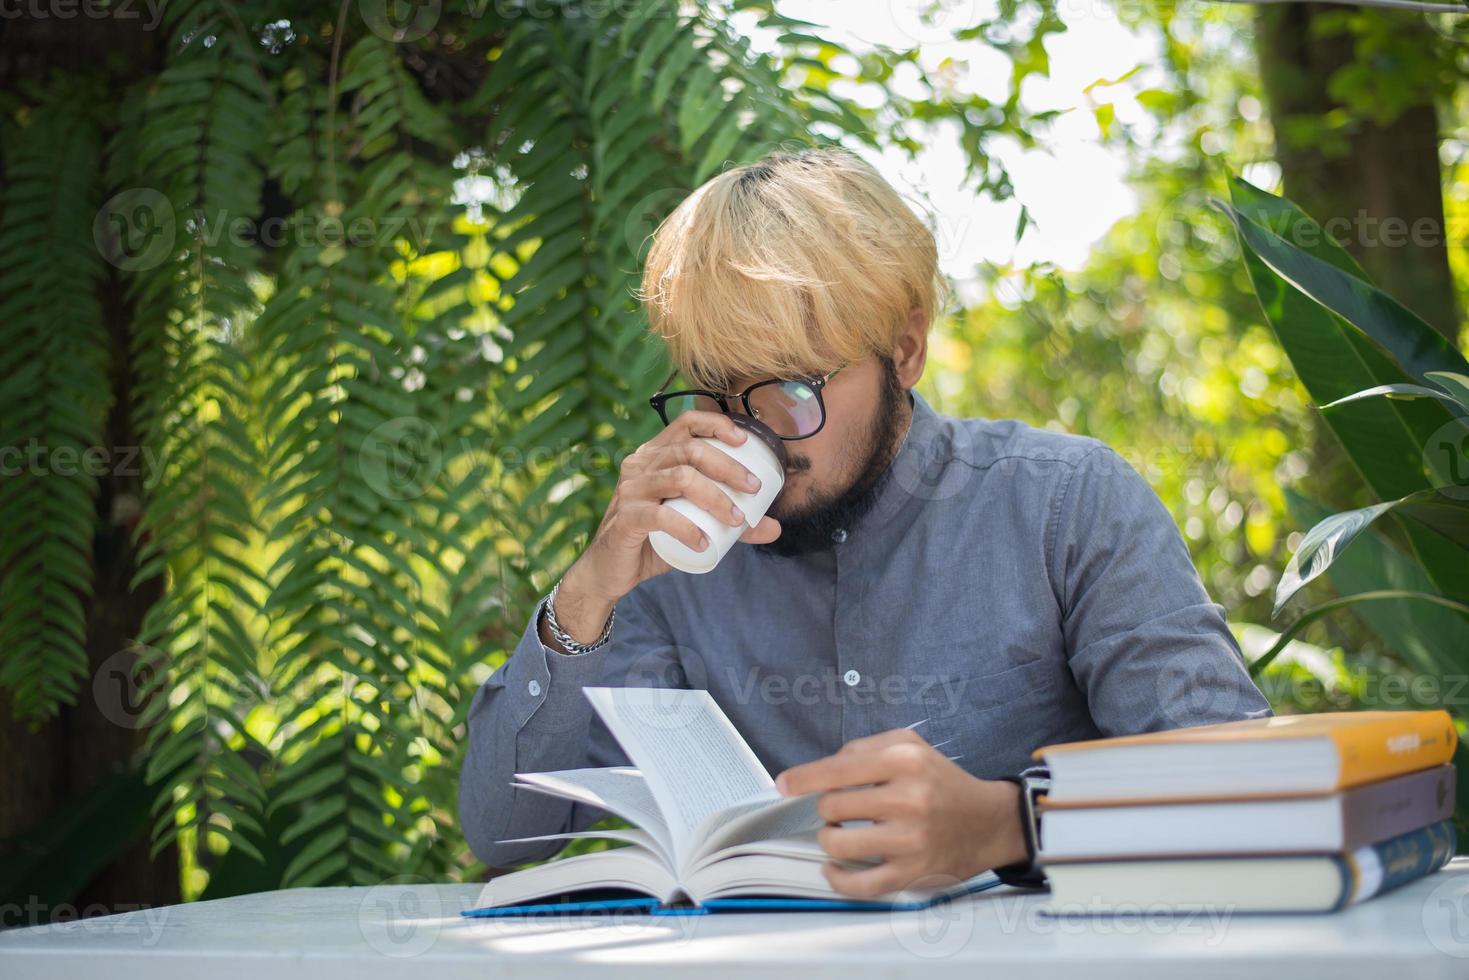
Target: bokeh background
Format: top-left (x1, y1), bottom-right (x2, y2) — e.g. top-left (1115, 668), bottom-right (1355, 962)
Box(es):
top-left (1, 0), bottom-right (1467, 922)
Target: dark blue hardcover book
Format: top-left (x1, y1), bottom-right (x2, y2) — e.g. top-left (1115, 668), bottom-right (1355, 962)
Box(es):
top-left (1341, 818), bottom-right (1457, 908)
top-left (460, 871), bottom-right (1003, 918)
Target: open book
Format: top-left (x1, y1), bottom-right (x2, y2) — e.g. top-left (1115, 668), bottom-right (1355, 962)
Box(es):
top-left (465, 687), bottom-right (999, 915)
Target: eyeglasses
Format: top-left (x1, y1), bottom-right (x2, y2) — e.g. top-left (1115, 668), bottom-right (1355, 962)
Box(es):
top-left (649, 367), bottom-right (843, 440)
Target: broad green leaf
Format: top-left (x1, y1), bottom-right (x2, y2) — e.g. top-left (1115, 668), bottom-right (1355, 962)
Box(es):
top-left (1276, 489), bottom-right (1469, 615)
top-left (1223, 177), bottom-right (1469, 602)
top-left (1428, 371), bottom-right (1469, 408)
top-left (1286, 489), bottom-right (1469, 677)
top-left (1225, 175), bottom-right (1366, 276)
top-left (1321, 383), bottom-right (1469, 413)
top-left (1219, 183), bottom-right (1469, 385)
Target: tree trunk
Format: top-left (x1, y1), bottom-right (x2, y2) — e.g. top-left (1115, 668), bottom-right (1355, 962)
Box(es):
top-left (0, 267), bottom-right (179, 926)
top-left (0, 15), bottom-right (178, 927)
top-left (1254, 3), bottom-right (1459, 342)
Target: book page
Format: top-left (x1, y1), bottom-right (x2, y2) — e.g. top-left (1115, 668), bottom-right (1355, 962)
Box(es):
top-left (682, 854), bottom-right (995, 906)
top-left (584, 687), bottom-right (774, 862)
top-left (472, 848), bottom-right (679, 909)
top-left (688, 791), bottom-right (825, 867)
top-left (513, 767), bottom-right (673, 859)
top-left (495, 829), bottom-right (673, 869)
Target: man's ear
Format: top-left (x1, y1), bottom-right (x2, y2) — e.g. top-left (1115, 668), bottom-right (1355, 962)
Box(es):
top-left (892, 305), bottom-right (929, 388)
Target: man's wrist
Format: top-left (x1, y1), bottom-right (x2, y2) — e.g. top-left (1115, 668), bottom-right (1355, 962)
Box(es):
top-left (541, 564), bottom-right (616, 654)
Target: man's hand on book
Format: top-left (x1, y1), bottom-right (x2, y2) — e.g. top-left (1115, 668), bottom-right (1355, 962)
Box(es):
top-left (773, 727), bottom-right (1028, 899)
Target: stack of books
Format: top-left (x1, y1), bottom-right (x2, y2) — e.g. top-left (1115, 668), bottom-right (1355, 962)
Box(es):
top-left (1034, 710), bottom-right (1459, 913)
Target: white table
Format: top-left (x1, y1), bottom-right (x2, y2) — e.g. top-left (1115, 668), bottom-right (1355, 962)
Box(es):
top-left (6, 860), bottom-right (1469, 979)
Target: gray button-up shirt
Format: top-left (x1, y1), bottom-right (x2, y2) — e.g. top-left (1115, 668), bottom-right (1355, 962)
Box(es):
top-left (460, 389), bottom-right (1271, 867)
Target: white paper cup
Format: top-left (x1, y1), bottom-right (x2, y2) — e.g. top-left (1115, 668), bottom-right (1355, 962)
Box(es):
top-left (648, 416), bottom-right (788, 574)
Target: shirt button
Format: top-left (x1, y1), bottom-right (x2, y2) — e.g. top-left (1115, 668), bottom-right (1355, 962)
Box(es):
top-left (528, 679), bottom-right (542, 697)
top-left (843, 669), bottom-right (860, 687)
top-left (832, 528), bottom-right (848, 544)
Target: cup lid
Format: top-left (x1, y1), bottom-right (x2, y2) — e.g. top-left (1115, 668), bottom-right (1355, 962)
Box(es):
top-left (729, 415), bottom-right (789, 469)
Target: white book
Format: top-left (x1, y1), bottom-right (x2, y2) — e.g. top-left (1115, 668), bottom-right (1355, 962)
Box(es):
top-left (1039, 766), bottom-right (1456, 860)
top-left (471, 687), bottom-right (995, 910)
top-left (1043, 819), bottom-right (1456, 913)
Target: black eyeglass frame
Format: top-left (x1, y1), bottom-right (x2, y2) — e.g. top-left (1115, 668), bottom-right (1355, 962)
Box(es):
top-left (648, 367), bottom-right (843, 441)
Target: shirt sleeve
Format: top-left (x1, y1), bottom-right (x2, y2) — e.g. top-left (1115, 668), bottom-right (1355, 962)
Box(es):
top-left (1049, 445), bottom-right (1272, 734)
top-left (457, 582), bottom-right (688, 869)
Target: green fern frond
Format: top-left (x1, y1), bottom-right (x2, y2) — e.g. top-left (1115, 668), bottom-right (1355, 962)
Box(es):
top-left (0, 98), bottom-right (111, 721)
top-left (122, 0), bottom-right (273, 874)
top-left (4, 1), bottom-right (887, 893)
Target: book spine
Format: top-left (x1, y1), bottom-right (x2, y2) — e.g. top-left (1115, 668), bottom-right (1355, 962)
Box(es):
top-left (1339, 819), bottom-right (1457, 909)
top-left (1332, 711), bottom-right (1459, 789)
top-left (1340, 765), bottom-right (1458, 849)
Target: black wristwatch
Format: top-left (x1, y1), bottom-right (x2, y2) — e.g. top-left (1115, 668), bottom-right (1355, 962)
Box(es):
top-left (992, 772), bottom-right (1049, 888)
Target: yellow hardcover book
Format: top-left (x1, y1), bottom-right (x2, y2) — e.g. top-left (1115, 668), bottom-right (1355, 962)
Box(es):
top-left (1035, 710), bottom-right (1458, 806)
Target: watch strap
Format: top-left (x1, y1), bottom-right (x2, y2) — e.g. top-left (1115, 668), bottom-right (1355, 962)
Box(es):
top-left (992, 773), bottom-right (1049, 889)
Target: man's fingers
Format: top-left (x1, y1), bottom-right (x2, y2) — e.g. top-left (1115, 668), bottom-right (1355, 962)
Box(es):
top-left (820, 859), bottom-right (920, 901)
top-left (739, 515), bottom-right (781, 544)
top-left (813, 785), bottom-right (906, 824)
top-left (671, 409), bottom-right (747, 446)
top-left (777, 727), bottom-right (928, 793)
top-left (625, 467), bottom-right (745, 529)
top-left (640, 440), bottom-right (762, 497)
top-left (817, 822), bottom-right (912, 863)
top-left (621, 501), bottom-right (709, 553)
top-left (777, 749), bottom-right (896, 796)
top-left (840, 727), bottom-right (928, 755)
top-left (666, 440), bottom-right (764, 494)
top-left (776, 754), bottom-right (861, 796)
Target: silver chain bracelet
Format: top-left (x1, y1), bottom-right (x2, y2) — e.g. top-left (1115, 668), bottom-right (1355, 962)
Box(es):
top-left (542, 576), bottom-right (615, 654)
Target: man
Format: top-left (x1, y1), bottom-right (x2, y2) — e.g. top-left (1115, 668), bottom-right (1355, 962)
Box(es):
top-left (459, 145), bottom-right (1270, 897)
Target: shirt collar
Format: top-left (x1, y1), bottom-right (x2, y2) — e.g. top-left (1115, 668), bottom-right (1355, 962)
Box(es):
top-left (850, 387), bottom-right (947, 538)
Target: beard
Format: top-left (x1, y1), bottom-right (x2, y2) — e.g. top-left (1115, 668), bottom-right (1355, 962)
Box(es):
top-left (754, 357), bottom-right (910, 559)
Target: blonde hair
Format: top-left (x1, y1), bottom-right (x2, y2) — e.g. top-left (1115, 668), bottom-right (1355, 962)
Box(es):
top-left (635, 144), bottom-right (950, 391)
